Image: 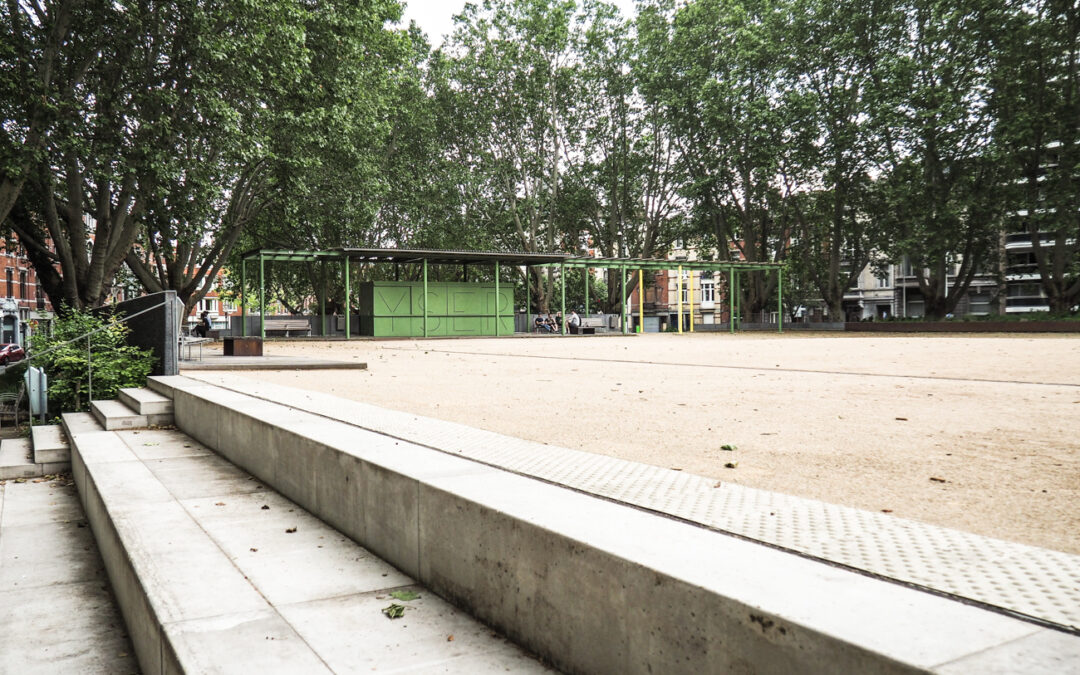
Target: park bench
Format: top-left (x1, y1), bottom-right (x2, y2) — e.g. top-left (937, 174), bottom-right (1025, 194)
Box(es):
top-left (577, 317), bottom-right (605, 334)
top-left (178, 335), bottom-right (212, 361)
top-left (262, 319), bottom-right (312, 337)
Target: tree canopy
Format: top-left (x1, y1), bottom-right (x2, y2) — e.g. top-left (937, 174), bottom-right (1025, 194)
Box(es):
top-left (2, 0), bottom-right (1076, 318)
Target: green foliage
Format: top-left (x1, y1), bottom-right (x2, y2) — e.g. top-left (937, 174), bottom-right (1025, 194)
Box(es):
top-left (29, 307), bottom-right (156, 413)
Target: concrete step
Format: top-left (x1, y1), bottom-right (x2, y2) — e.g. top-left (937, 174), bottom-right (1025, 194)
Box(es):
top-left (30, 424), bottom-right (69, 465)
top-left (0, 438), bottom-right (35, 480)
top-left (61, 411), bottom-right (104, 438)
top-left (145, 375), bottom-right (191, 400)
top-left (0, 436), bottom-right (68, 480)
top-left (68, 423), bottom-right (549, 674)
top-left (118, 387), bottom-right (173, 416)
top-left (90, 399), bottom-right (172, 430)
top-left (160, 374), bottom-right (1080, 674)
top-left (0, 470), bottom-right (137, 672)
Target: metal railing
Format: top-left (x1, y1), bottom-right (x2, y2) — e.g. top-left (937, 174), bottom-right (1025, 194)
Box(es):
top-left (9, 298), bottom-right (172, 424)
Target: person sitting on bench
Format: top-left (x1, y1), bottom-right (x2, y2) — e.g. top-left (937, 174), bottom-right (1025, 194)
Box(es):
top-left (193, 310), bottom-right (211, 338)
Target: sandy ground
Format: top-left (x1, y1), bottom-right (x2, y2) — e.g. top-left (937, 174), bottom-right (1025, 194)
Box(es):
top-left (207, 333), bottom-right (1080, 555)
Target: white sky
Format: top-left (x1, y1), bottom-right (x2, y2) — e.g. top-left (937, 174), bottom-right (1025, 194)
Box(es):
top-left (399, 0), bottom-right (640, 47)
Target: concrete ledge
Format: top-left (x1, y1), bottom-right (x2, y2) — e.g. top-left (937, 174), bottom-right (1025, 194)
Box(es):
top-left (153, 375), bottom-right (1077, 674)
top-left (90, 400), bottom-right (172, 430)
top-left (66, 417), bottom-right (328, 675)
top-left (30, 425), bottom-right (69, 465)
top-left (118, 388), bottom-right (173, 416)
top-left (0, 437), bottom-right (68, 480)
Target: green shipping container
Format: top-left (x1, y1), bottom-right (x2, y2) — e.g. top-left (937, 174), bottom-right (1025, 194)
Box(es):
top-left (356, 281), bottom-right (514, 337)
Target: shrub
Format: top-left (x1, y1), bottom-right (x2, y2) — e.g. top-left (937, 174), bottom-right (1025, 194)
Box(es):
top-left (29, 307), bottom-right (157, 413)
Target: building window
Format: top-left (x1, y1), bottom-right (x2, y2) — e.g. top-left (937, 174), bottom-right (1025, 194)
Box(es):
top-left (877, 273), bottom-right (890, 289)
top-left (5, 269), bottom-right (11, 298)
top-left (701, 279), bottom-right (715, 302)
top-left (19, 270), bottom-right (27, 299)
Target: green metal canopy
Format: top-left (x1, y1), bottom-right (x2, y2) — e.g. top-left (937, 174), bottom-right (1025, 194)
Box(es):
top-left (238, 247), bottom-right (784, 338)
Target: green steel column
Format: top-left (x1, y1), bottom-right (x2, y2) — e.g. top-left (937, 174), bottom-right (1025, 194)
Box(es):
top-left (422, 259), bottom-right (429, 338)
top-left (778, 267), bottom-right (783, 333)
top-left (320, 261), bottom-right (326, 337)
top-left (584, 268), bottom-right (589, 315)
top-left (560, 263), bottom-right (566, 335)
top-left (736, 272), bottom-right (742, 330)
top-left (241, 259), bottom-right (247, 337)
top-left (621, 268), bottom-right (627, 334)
top-left (526, 266), bottom-right (531, 317)
top-left (259, 253), bottom-right (265, 339)
top-left (677, 265), bottom-right (683, 334)
top-left (344, 257), bottom-right (351, 340)
top-left (729, 269), bottom-right (735, 334)
top-left (494, 261), bottom-right (500, 336)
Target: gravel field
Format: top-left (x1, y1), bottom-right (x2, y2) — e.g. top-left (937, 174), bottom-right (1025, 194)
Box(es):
top-left (216, 332), bottom-right (1080, 554)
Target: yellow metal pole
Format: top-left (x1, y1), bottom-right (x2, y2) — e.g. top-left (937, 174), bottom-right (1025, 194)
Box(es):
top-left (638, 269), bottom-right (644, 333)
top-left (677, 265), bottom-right (683, 334)
top-left (689, 269), bottom-right (695, 333)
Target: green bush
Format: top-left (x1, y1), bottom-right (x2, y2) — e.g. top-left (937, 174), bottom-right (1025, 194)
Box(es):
top-left (29, 307), bottom-right (157, 413)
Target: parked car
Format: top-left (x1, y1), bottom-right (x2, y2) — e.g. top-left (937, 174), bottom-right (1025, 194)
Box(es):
top-left (0, 343), bottom-right (25, 366)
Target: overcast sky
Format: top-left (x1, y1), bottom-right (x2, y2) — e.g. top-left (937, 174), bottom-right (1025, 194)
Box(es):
top-left (399, 0), bottom-right (640, 46)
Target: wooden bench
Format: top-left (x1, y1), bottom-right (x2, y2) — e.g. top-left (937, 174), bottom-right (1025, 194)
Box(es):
top-left (262, 319), bottom-right (311, 337)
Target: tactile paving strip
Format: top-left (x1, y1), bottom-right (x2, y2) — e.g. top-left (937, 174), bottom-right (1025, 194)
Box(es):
top-left (189, 374), bottom-right (1080, 633)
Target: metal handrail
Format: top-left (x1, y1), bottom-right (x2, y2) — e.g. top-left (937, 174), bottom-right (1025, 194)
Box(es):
top-left (13, 299), bottom-right (173, 422)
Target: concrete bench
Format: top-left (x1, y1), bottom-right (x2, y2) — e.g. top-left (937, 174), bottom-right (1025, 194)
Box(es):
top-left (262, 319), bottom-right (311, 337)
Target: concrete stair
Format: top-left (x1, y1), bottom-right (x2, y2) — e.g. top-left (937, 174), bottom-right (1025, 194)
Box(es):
top-left (118, 387), bottom-right (173, 416)
top-left (0, 438), bottom-right (35, 480)
top-left (65, 411), bottom-right (549, 674)
top-left (142, 374), bottom-right (1080, 674)
top-left (30, 424), bottom-right (69, 464)
top-left (90, 397), bottom-right (173, 430)
top-left (0, 425), bottom-right (72, 480)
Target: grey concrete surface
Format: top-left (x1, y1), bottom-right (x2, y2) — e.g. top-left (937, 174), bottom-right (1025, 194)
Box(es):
top-left (179, 353), bottom-right (369, 371)
top-left (30, 424), bottom-right (69, 465)
top-left (67, 398), bottom-right (551, 674)
top-left (153, 373), bottom-right (1080, 674)
top-left (0, 477), bottom-right (137, 674)
top-left (118, 387), bottom-right (174, 416)
top-left (95, 290), bottom-right (179, 377)
top-left (0, 438), bottom-right (34, 479)
top-left (91, 398), bottom-right (173, 430)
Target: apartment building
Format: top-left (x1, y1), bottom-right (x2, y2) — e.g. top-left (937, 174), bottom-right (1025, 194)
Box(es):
top-left (627, 244), bottom-right (735, 331)
top-left (0, 240), bottom-right (54, 346)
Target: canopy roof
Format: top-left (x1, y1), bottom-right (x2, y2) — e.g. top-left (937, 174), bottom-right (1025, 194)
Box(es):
top-left (240, 247), bottom-right (784, 272)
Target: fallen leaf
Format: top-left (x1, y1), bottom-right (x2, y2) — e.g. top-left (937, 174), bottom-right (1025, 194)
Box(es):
top-left (143, 442), bottom-right (159, 446)
top-left (721, 444), bottom-right (737, 451)
top-left (881, 509), bottom-right (893, 513)
top-left (382, 603), bottom-right (406, 619)
top-left (724, 462), bottom-right (738, 469)
top-left (250, 548), bottom-right (258, 552)
top-left (929, 477), bottom-right (947, 483)
top-left (447, 635), bottom-right (455, 642)
top-left (214, 502), bottom-right (225, 506)
top-left (390, 590), bottom-right (420, 601)
top-left (261, 505), bottom-right (270, 510)
top-left (285, 527), bottom-right (297, 533)
top-left (894, 417), bottom-right (908, 421)
top-left (713, 481), bottom-right (723, 488)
